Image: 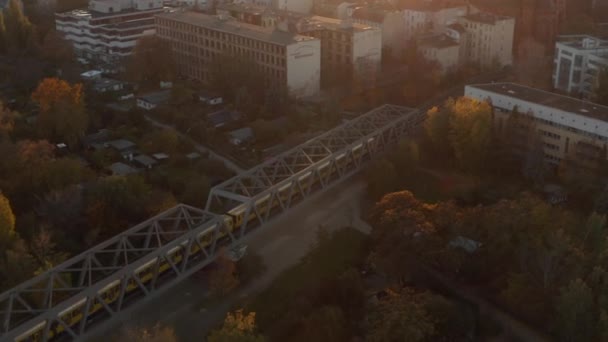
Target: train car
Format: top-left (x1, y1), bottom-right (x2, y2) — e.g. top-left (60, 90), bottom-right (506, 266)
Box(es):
top-left (15, 321), bottom-right (46, 342)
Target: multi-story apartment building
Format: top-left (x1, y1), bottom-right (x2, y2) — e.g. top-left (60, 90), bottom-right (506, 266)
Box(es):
top-left (466, 82), bottom-right (608, 166)
top-left (155, 11), bottom-right (321, 98)
top-left (297, 16), bottom-right (381, 85)
top-left (459, 12), bottom-right (514, 68)
top-left (553, 35), bottom-right (608, 98)
top-left (211, 3), bottom-right (381, 87)
top-left (350, 7), bottom-right (406, 59)
top-left (401, 0), bottom-right (469, 41)
top-left (55, 0), bottom-right (165, 73)
top-left (418, 33), bottom-right (460, 74)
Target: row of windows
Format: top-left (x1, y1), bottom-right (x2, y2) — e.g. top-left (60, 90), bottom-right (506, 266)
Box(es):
top-left (544, 142), bottom-right (560, 151)
top-left (539, 129), bottom-right (561, 140)
top-left (164, 38), bottom-right (288, 68)
top-left (156, 21), bottom-right (287, 54)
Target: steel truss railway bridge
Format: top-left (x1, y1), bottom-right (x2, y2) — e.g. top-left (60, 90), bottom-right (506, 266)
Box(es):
top-left (0, 104), bottom-right (423, 342)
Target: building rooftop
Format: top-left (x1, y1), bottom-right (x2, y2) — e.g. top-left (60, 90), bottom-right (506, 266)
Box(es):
top-left (401, 0), bottom-right (468, 12)
top-left (156, 11), bottom-right (317, 45)
top-left (133, 154), bottom-right (158, 167)
top-left (468, 83), bottom-right (608, 121)
top-left (108, 162), bottom-right (137, 175)
top-left (138, 90), bottom-right (171, 105)
top-left (207, 109), bottom-right (242, 127)
top-left (105, 139), bottom-right (136, 151)
top-left (56, 6), bottom-right (165, 20)
top-left (556, 35), bottom-right (608, 51)
top-left (299, 15), bottom-right (375, 33)
top-left (462, 12), bottom-right (512, 25)
top-left (216, 3), bottom-right (270, 15)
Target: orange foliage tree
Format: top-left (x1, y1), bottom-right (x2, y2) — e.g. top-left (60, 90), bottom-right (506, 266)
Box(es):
top-left (208, 309), bottom-right (265, 342)
top-left (31, 78), bottom-right (88, 146)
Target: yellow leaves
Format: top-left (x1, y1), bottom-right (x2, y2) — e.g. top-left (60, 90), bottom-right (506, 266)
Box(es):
top-left (0, 191), bottom-right (15, 237)
top-left (224, 310), bottom-right (258, 333)
top-left (31, 78), bottom-right (84, 114)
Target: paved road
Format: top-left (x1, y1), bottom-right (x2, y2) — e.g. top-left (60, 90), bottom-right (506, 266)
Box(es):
top-left (144, 115), bottom-right (246, 175)
top-left (85, 173), bottom-right (370, 341)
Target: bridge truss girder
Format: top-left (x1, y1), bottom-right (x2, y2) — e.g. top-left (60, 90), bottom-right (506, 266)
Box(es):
top-left (1, 205), bottom-right (227, 341)
top-left (206, 104), bottom-right (423, 236)
top-left (0, 103), bottom-right (424, 342)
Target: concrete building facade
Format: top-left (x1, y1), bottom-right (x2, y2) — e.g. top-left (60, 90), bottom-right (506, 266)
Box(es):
top-left (418, 34), bottom-right (460, 73)
top-left (296, 16), bottom-right (381, 85)
top-left (459, 12), bottom-right (515, 68)
top-left (552, 35), bottom-right (608, 98)
top-left (155, 11), bottom-right (321, 98)
top-left (55, 0), bottom-right (164, 73)
top-left (466, 82), bottom-right (608, 166)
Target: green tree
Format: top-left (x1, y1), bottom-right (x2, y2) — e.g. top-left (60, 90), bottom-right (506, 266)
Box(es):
top-left (127, 35), bottom-right (174, 89)
top-left (208, 309), bottom-right (266, 342)
top-left (555, 278), bottom-right (595, 342)
top-left (31, 78), bottom-right (88, 146)
top-left (85, 175), bottom-right (150, 237)
top-left (424, 105), bottom-right (452, 158)
top-left (366, 159), bottom-right (398, 199)
top-left (366, 288), bottom-right (437, 342)
top-left (390, 139), bottom-right (419, 175)
top-left (141, 129), bottom-right (179, 155)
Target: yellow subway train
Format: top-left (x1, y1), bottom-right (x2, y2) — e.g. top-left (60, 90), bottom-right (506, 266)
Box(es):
top-left (14, 139), bottom-right (373, 342)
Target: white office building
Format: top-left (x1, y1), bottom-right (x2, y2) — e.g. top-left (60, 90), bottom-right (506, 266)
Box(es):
top-left (466, 82), bottom-right (608, 165)
top-left (55, 0), bottom-right (165, 73)
top-left (553, 35), bottom-right (608, 98)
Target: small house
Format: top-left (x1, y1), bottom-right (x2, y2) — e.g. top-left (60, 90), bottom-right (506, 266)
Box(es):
top-left (133, 154), bottom-right (158, 169)
top-left (228, 127), bottom-right (254, 146)
top-left (199, 90), bottom-right (223, 106)
top-left (152, 153), bottom-right (170, 162)
top-left (108, 162), bottom-right (137, 176)
top-left (92, 78), bottom-right (126, 93)
top-left (136, 90), bottom-right (171, 111)
top-left (207, 109), bottom-right (241, 128)
top-left (80, 70), bottom-right (103, 80)
top-left (105, 139), bottom-right (136, 152)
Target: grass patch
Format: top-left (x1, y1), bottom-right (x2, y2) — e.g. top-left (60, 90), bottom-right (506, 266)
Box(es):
top-left (246, 227), bottom-right (369, 329)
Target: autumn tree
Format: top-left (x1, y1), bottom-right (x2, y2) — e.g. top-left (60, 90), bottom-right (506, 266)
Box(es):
top-left (0, 101), bottom-right (18, 140)
top-left (208, 309), bottom-right (266, 342)
top-left (140, 129), bottom-right (179, 155)
top-left (447, 97), bottom-right (493, 173)
top-left (31, 78), bottom-right (88, 146)
top-left (127, 35), bottom-right (174, 89)
top-left (0, 13), bottom-right (6, 53)
top-left (3, 0), bottom-right (36, 53)
top-left (208, 251), bottom-right (239, 297)
top-left (0, 192), bottom-right (16, 246)
top-left (369, 191), bottom-right (439, 279)
top-left (119, 323), bottom-right (177, 342)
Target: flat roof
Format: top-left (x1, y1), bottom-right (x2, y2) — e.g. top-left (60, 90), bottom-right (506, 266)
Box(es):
top-left (300, 15), bottom-right (375, 33)
top-left (138, 90), bottom-right (171, 104)
top-left (462, 12), bottom-right (512, 25)
top-left (468, 82), bottom-right (608, 121)
top-left (156, 12), bottom-right (317, 45)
